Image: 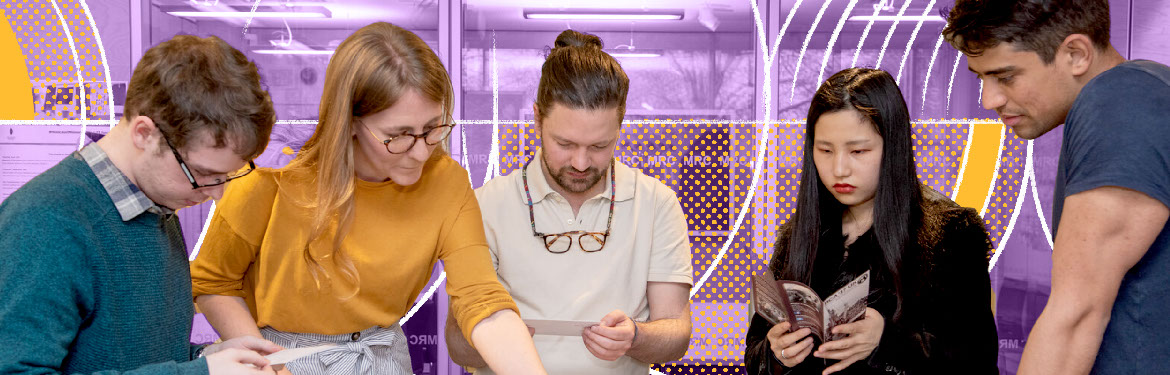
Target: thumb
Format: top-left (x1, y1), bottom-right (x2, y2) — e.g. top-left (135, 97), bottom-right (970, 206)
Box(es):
top-left (227, 348), bottom-right (270, 368)
top-left (600, 310), bottom-right (627, 327)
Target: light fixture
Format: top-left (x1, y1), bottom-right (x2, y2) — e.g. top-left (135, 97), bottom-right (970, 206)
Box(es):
top-left (523, 9), bottom-right (683, 21)
top-left (162, 5), bottom-right (332, 19)
top-left (609, 51), bottom-right (661, 58)
top-left (167, 11), bottom-right (327, 18)
top-left (253, 49), bottom-right (334, 55)
top-left (848, 15), bottom-right (946, 22)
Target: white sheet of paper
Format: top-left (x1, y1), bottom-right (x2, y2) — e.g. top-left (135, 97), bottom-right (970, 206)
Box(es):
top-left (524, 319), bottom-right (597, 336)
top-left (265, 344), bottom-right (338, 365)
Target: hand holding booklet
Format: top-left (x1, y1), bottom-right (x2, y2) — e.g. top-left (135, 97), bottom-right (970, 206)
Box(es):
top-left (751, 269), bottom-right (870, 343)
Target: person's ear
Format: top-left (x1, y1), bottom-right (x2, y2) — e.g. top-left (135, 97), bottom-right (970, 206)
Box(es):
top-left (128, 115), bottom-right (158, 152)
top-left (1059, 33), bottom-right (1095, 77)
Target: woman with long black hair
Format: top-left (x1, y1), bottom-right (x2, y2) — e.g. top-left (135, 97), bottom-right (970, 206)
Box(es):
top-left (744, 68), bottom-right (998, 374)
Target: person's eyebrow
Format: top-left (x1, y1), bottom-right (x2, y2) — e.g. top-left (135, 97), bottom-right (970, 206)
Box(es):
top-left (387, 116), bottom-right (442, 134)
top-left (188, 163), bottom-right (232, 176)
top-left (969, 65), bottom-right (1017, 77)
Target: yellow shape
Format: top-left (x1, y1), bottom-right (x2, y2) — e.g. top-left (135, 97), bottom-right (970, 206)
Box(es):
top-left (0, 11), bottom-right (34, 120)
top-left (952, 122), bottom-right (1006, 212)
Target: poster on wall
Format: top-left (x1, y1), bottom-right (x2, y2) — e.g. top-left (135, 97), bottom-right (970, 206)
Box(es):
top-left (0, 125), bottom-right (108, 202)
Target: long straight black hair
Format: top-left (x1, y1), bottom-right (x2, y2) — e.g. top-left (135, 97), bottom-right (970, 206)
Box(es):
top-left (780, 68), bottom-right (923, 322)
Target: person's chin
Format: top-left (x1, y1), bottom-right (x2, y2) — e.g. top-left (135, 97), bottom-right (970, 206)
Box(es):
top-left (390, 172), bottom-right (422, 186)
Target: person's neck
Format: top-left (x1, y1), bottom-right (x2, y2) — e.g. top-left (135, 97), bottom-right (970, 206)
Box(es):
top-left (540, 159), bottom-right (605, 217)
top-left (1079, 47), bottom-right (1127, 86)
top-left (352, 140), bottom-right (389, 183)
top-left (95, 122), bottom-right (140, 187)
top-left (842, 199), bottom-right (875, 242)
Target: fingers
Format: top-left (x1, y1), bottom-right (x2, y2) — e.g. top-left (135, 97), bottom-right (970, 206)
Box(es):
top-left (582, 329), bottom-right (627, 361)
top-left (768, 326), bottom-right (812, 352)
top-left (775, 337), bottom-right (814, 368)
top-left (590, 322), bottom-right (634, 341)
top-left (786, 336), bottom-right (814, 357)
top-left (766, 322), bottom-right (791, 342)
top-left (831, 320), bottom-right (863, 336)
top-left (223, 348), bottom-right (272, 369)
top-left (821, 352), bottom-right (866, 375)
top-left (816, 335), bottom-right (859, 353)
top-left (232, 336), bottom-right (284, 355)
top-left (583, 327), bottom-right (630, 352)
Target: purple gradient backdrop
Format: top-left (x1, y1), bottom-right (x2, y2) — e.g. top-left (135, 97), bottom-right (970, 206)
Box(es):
top-left (1, 1), bottom-right (1168, 374)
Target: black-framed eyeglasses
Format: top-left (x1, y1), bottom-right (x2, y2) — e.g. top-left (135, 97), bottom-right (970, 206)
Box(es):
top-left (522, 157), bottom-right (616, 254)
top-left (159, 129), bottom-right (255, 190)
top-left (361, 120), bottom-right (455, 154)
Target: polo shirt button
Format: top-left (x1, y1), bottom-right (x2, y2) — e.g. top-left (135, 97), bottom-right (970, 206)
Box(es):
top-left (351, 332), bottom-right (361, 341)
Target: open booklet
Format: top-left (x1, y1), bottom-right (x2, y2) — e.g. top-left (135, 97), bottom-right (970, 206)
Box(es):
top-left (750, 269), bottom-right (870, 343)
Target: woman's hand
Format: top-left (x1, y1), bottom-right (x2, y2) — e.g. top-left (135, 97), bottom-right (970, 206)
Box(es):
top-left (814, 308), bottom-right (885, 374)
top-left (766, 322), bottom-right (815, 368)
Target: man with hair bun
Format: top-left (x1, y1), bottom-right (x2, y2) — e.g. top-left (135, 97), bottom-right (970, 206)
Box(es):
top-left (445, 29), bottom-right (695, 375)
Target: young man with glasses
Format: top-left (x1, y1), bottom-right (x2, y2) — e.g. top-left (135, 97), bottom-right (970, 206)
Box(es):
top-left (944, 0), bottom-right (1170, 373)
top-left (445, 30), bottom-right (695, 375)
top-left (0, 35), bottom-right (281, 374)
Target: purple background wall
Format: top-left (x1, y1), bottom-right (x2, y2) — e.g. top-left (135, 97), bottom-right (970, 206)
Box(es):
top-left (1, 1), bottom-right (1168, 374)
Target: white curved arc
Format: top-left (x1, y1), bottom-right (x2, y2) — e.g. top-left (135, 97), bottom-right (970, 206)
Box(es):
top-left (189, 202), bottom-right (217, 261)
top-left (946, 50), bottom-right (963, 114)
top-left (243, 0), bottom-right (262, 34)
top-left (789, 0), bottom-right (837, 101)
top-left (78, 0), bottom-right (116, 125)
top-left (850, 5), bottom-right (882, 68)
top-left (895, 0), bottom-right (936, 85)
top-left (691, 0), bottom-right (782, 298)
top-left (978, 80), bottom-right (984, 106)
top-left (48, 0), bottom-right (88, 150)
top-left (921, 33), bottom-right (946, 115)
top-left (483, 32), bottom-right (501, 185)
top-left (979, 125), bottom-right (1007, 217)
top-left (989, 139), bottom-right (1033, 272)
top-left (874, 0), bottom-right (914, 69)
top-left (817, 0), bottom-right (861, 85)
top-left (1029, 159), bottom-right (1054, 250)
top-left (399, 271), bottom-right (446, 325)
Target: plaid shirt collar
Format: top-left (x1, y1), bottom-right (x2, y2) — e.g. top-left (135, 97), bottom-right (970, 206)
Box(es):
top-left (78, 143), bottom-right (174, 221)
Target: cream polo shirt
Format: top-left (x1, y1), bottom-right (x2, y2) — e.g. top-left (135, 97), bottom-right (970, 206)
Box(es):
top-left (473, 149), bottom-right (694, 375)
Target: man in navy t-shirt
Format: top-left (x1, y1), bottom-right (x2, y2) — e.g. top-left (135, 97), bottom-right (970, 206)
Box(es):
top-left (943, 0), bottom-right (1170, 373)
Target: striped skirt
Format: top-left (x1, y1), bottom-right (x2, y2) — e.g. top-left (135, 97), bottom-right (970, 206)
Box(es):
top-left (261, 324), bottom-right (412, 375)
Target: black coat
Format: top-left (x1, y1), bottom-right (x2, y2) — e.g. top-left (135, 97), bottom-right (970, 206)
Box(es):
top-left (744, 187), bottom-right (999, 375)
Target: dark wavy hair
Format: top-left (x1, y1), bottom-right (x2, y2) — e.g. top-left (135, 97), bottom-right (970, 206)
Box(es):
top-left (780, 68), bottom-right (922, 323)
top-left (942, 0), bottom-right (1111, 63)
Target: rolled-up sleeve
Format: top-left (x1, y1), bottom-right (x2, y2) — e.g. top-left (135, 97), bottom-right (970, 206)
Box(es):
top-left (440, 185), bottom-right (520, 344)
top-left (190, 172), bottom-right (274, 299)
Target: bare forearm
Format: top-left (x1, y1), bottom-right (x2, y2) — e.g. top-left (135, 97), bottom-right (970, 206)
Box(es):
top-left (195, 295), bottom-right (263, 340)
top-left (470, 309), bottom-right (546, 375)
top-left (444, 312), bottom-right (488, 368)
top-left (1018, 303), bottom-right (1111, 375)
top-left (627, 313), bottom-right (692, 364)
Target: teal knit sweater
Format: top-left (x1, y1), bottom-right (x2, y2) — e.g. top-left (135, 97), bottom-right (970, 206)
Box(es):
top-left (0, 153), bottom-right (208, 374)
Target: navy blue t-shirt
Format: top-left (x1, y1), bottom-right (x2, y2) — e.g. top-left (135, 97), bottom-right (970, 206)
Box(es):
top-left (1053, 59), bottom-right (1170, 374)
